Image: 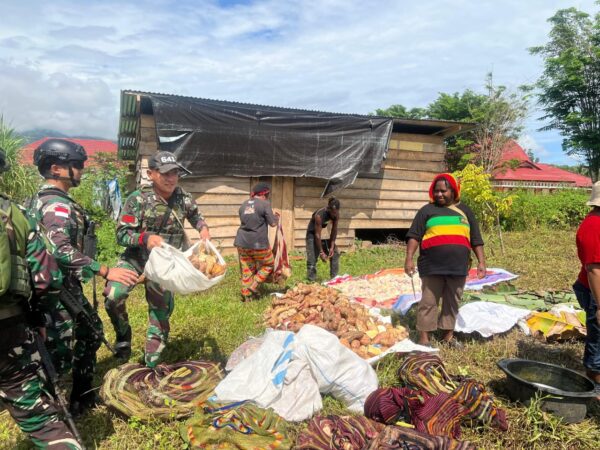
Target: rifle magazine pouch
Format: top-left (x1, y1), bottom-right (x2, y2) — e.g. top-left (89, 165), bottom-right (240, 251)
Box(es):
top-left (9, 254), bottom-right (31, 299)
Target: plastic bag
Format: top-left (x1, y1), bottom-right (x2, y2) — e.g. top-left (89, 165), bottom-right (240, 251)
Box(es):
top-left (144, 240), bottom-right (226, 294)
top-left (215, 330), bottom-right (322, 421)
top-left (295, 325), bottom-right (378, 413)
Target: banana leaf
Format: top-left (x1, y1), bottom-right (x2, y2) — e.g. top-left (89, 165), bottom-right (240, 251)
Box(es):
top-left (526, 311), bottom-right (586, 342)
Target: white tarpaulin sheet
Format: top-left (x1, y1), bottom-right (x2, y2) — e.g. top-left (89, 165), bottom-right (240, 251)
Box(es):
top-left (455, 301), bottom-right (531, 338)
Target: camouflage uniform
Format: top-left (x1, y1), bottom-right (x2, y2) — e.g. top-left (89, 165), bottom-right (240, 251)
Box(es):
top-left (104, 185), bottom-right (207, 367)
top-left (29, 184), bottom-right (102, 403)
top-left (0, 193), bottom-right (81, 449)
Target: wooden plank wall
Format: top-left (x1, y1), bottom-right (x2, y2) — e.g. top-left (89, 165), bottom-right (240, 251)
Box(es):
top-left (134, 112), bottom-right (250, 256)
top-left (179, 177), bottom-right (250, 255)
top-left (292, 132), bottom-right (446, 251)
top-left (268, 177), bottom-right (295, 251)
top-left (137, 113), bottom-right (159, 185)
top-left (133, 113), bottom-right (446, 254)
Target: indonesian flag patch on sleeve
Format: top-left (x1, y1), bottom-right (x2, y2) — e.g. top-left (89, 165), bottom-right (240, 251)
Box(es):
top-left (53, 203), bottom-right (70, 218)
top-left (121, 214), bottom-right (136, 224)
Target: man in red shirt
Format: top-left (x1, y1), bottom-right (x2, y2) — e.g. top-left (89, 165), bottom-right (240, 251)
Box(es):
top-left (573, 181), bottom-right (600, 384)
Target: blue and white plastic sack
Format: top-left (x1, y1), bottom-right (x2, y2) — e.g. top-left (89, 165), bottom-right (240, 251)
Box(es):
top-left (214, 330), bottom-right (322, 421)
top-left (294, 325), bottom-right (378, 412)
top-left (215, 325), bottom-right (378, 421)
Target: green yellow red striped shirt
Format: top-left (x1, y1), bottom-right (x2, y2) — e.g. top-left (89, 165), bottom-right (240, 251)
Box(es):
top-left (407, 203), bottom-right (483, 276)
top-left (421, 214), bottom-right (471, 250)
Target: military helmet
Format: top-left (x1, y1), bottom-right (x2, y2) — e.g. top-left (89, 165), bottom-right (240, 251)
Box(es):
top-left (33, 138), bottom-right (87, 168)
top-left (0, 147), bottom-right (8, 173)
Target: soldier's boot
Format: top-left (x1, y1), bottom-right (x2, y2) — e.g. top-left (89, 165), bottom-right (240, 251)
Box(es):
top-left (114, 326), bottom-right (132, 360)
top-left (69, 376), bottom-right (97, 418)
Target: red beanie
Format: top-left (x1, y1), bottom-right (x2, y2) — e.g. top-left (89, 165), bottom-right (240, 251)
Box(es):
top-left (429, 173), bottom-right (460, 202)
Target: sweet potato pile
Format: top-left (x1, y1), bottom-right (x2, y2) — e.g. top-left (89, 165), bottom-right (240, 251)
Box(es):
top-left (264, 283), bottom-right (408, 359)
top-left (188, 244), bottom-right (226, 279)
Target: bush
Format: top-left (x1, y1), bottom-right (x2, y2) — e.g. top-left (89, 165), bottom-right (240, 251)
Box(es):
top-left (502, 189), bottom-right (589, 230)
top-left (454, 164), bottom-right (513, 231)
top-left (0, 116), bottom-right (40, 201)
top-left (70, 153), bottom-right (129, 265)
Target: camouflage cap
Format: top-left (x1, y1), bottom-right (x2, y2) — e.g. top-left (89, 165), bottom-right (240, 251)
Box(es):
top-left (148, 151), bottom-right (192, 176)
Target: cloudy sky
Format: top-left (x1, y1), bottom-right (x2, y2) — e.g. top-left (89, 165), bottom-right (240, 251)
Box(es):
top-left (1, 0), bottom-right (597, 164)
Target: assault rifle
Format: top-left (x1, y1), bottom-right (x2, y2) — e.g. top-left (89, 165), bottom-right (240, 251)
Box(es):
top-left (58, 286), bottom-right (116, 355)
top-left (33, 332), bottom-right (85, 448)
top-left (83, 221), bottom-right (98, 310)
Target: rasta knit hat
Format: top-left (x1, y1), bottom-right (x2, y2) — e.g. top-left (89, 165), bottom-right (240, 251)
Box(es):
top-left (429, 173), bottom-right (460, 202)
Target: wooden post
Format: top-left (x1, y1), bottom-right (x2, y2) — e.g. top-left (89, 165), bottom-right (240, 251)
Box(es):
top-left (138, 113), bottom-right (159, 186)
top-left (281, 178), bottom-right (295, 251)
top-left (268, 176), bottom-right (284, 245)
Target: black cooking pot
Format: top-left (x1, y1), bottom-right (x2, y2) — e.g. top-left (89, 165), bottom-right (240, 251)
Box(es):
top-left (497, 358), bottom-right (600, 423)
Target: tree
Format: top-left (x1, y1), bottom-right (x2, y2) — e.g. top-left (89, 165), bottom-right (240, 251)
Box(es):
top-left (454, 163), bottom-right (514, 255)
top-left (374, 75), bottom-right (528, 172)
top-left (530, 6), bottom-right (600, 181)
top-left (551, 163), bottom-right (589, 176)
top-left (0, 116), bottom-right (40, 202)
top-left (373, 104), bottom-right (427, 119)
top-left (70, 152), bottom-right (129, 265)
top-left (468, 74), bottom-right (528, 173)
top-left (525, 149), bottom-right (540, 163)
top-left (426, 90), bottom-right (486, 171)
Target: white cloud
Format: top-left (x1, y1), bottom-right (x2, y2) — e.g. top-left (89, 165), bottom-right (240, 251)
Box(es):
top-left (517, 134), bottom-right (549, 158)
top-left (0, 0), bottom-right (597, 162)
top-left (0, 59), bottom-right (116, 137)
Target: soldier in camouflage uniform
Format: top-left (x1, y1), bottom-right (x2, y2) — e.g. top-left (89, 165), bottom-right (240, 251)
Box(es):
top-left (0, 148), bottom-right (82, 449)
top-left (30, 139), bottom-right (138, 416)
top-left (104, 151), bottom-right (210, 368)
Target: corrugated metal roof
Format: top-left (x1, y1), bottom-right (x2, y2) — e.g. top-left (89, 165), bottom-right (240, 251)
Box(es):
top-left (493, 140), bottom-right (592, 188)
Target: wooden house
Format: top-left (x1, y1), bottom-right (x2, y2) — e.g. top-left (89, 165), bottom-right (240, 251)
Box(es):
top-left (118, 91), bottom-right (473, 255)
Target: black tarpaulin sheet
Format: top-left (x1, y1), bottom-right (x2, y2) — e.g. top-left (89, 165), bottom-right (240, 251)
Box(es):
top-left (147, 94), bottom-right (393, 196)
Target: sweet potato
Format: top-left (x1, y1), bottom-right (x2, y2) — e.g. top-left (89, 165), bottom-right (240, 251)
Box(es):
top-left (210, 263), bottom-right (226, 277)
top-left (372, 331), bottom-right (397, 347)
top-left (339, 338), bottom-right (351, 348)
top-left (341, 331), bottom-right (364, 342)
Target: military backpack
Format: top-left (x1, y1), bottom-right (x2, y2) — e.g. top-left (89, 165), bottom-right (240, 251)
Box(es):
top-left (0, 194), bottom-right (32, 300)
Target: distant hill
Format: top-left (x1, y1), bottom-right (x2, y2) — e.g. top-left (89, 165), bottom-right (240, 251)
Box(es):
top-left (18, 128), bottom-right (115, 144)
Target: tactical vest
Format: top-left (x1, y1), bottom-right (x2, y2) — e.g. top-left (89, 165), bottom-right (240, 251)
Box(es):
top-left (0, 194), bottom-right (32, 317)
top-left (139, 186), bottom-right (186, 249)
top-left (33, 187), bottom-right (90, 253)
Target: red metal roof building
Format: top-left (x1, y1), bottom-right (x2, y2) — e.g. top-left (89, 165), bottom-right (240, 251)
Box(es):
top-left (20, 138), bottom-right (118, 166)
top-left (492, 140), bottom-right (592, 191)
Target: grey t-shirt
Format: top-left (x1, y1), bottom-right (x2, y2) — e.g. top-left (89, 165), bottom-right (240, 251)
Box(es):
top-left (234, 198), bottom-right (278, 249)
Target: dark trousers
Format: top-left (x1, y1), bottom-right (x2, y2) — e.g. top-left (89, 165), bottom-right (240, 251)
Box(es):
top-left (573, 280), bottom-right (600, 373)
top-left (306, 234), bottom-right (340, 281)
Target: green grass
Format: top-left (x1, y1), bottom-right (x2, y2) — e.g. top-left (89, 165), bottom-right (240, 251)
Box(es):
top-left (1, 228), bottom-right (598, 449)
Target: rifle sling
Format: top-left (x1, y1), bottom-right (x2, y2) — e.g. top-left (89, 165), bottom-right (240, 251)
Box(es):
top-left (156, 188), bottom-right (180, 236)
